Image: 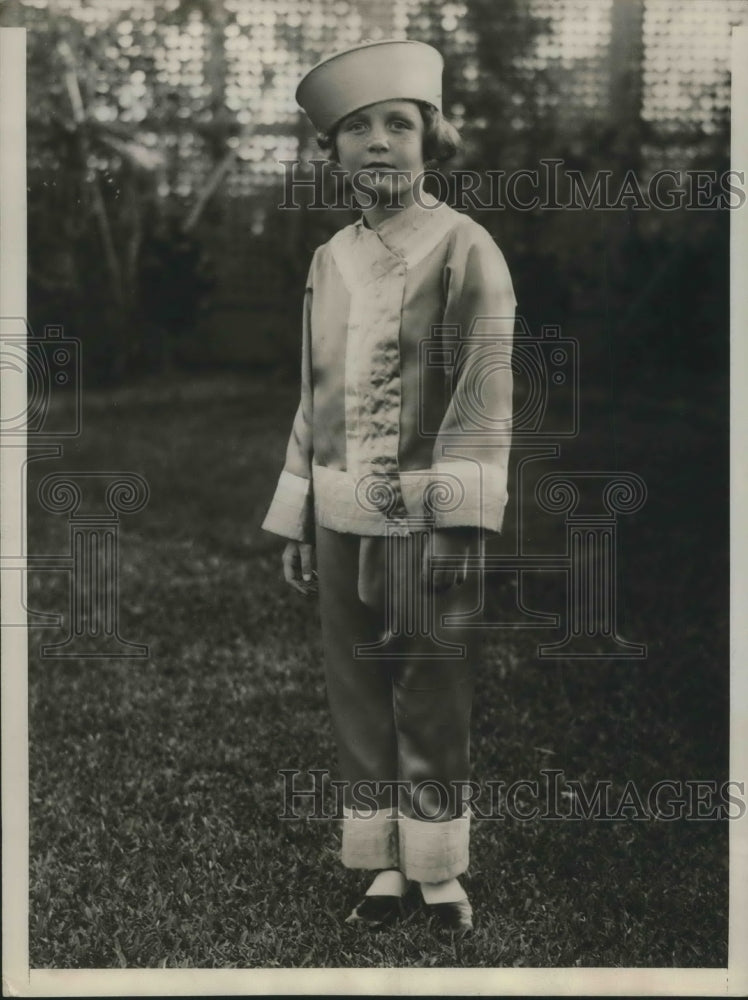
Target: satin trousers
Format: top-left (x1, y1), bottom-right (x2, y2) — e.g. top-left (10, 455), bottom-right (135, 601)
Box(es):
top-left (315, 523), bottom-right (484, 883)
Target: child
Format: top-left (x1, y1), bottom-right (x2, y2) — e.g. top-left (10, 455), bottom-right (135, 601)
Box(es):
top-left (262, 38), bottom-right (516, 934)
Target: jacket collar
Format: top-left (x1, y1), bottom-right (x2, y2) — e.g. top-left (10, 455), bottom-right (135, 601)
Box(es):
top-left (355, 192), bottom-right (444, 257)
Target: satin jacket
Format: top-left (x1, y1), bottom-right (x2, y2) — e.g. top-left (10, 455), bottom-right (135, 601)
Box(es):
top-left (262, 193), bottom-right (516, 543)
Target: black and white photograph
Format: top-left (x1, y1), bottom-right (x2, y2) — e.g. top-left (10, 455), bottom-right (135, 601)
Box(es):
top-left (1, 0), bottom-right (747, 994)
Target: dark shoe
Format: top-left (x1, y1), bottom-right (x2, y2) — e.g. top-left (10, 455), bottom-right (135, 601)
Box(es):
top-left (345, 893), bottom-right (404, 929)
top-left (426, 898), bottom-right (474, 936)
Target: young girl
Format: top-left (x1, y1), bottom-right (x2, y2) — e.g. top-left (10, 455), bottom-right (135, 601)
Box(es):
top-left (263, 39), bottom-right (516, 935)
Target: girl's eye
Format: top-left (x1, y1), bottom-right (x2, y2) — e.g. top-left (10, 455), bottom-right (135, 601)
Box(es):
top-left (389, 119), bottom-right (413, 130)
top-left (345, 121), bottom-right (367, 134)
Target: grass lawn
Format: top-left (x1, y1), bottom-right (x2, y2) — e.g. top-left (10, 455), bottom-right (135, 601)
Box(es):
top-left (27, 366), bottom-right (729, 968)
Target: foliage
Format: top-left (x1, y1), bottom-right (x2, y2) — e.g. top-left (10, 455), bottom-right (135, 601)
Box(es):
top-left (25, 1), bottom-right (221, 381)
top-left (18, 0), bottom-right (733, 385)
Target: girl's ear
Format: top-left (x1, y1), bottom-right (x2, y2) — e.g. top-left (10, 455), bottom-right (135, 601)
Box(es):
top-left (418, 101), bottom-right (463, 166)
top-left (316, 130), bottom-right (340, 164)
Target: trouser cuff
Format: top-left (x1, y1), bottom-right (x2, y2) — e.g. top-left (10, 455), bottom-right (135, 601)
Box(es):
top-left (341, 806), bottom-right (399, 870)
top-left (398, 812), bottom-right (470, 882)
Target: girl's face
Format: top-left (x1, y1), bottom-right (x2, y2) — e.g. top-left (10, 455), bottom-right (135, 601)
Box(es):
top-left (335, 99), bottom-right (425, 203)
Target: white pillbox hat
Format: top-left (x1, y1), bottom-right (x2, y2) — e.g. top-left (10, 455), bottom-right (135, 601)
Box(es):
top-left (295, 39), bottom-right (444, 133)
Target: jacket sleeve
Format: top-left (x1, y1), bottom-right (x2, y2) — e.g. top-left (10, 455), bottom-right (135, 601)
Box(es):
top-left (430, 226), bottom-right (516, 533)
top-left (261, 258), bottom-right (315, 542)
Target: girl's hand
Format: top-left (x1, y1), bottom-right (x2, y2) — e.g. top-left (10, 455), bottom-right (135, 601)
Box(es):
top-left (282, 541), bottom-right (317, 596)
top-left (423, 527), bottom-right (476, 593)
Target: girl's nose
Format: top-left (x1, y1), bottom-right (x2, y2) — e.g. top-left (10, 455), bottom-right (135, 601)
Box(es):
top-left (367, 127), bottom-right (389, 150)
